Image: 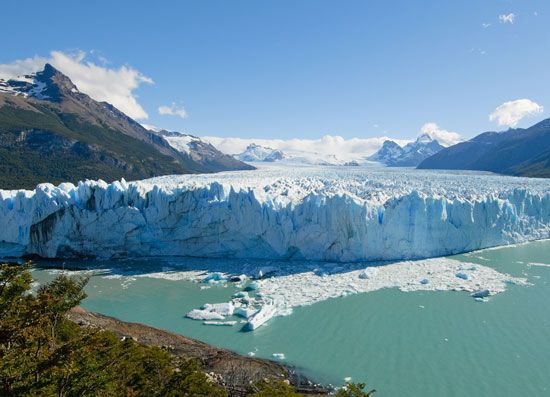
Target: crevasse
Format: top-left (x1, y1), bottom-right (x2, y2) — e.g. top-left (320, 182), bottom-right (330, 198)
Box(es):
top-left (0, 166), bottom-right (549, 261)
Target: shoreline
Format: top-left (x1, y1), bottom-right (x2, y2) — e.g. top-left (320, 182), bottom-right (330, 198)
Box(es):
top-left (67, 307), bottom-right (329, 396)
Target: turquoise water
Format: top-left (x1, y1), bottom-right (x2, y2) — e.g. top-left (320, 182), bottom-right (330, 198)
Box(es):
top-left (30, 240), bottom-right (550, 396)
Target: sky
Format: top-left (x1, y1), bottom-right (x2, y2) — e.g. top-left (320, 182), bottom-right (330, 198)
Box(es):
top-left (0, 0), bottom-right (549, 143)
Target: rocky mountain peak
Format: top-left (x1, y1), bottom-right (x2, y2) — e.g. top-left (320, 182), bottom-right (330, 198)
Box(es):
top-left (33, 63), bottom-right (78, 102)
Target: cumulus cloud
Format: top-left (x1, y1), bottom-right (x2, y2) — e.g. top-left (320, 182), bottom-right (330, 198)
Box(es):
top-left (158, 103), bottom-right (188, 119)
top-left (489, 99), bottom-right (544, 128)
top-left (203, 135), bottom-right (410, 160)
top-left (499, 13), bottom-right (516, 24)
top-left (0, 51), bottom-right (153, 120)
top-left (419, 123), bottom-right (462, 147)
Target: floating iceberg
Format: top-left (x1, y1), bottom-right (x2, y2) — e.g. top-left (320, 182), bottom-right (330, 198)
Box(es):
top-left (202, 302), bottom-right (234, 316)
top-left (202, 273), bottom-right (227, 283)
top-left (471, 289), bottom-right (490, 298)
top-left (203, 320), bottom-right (237, 326)
top-left (455, 272), bottom-right (470, 280)
top-left (0, 166), bottom-right (548, 261)
top-left (234, 306), bottom-right (258, 319)
top-left (245, 303), bottom-right (277, 331)
top-left (185, 309), bottom-right (225, 321)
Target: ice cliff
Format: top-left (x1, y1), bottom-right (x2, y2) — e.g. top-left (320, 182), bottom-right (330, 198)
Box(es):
top-left (1, 165), bottom-right (549, 261)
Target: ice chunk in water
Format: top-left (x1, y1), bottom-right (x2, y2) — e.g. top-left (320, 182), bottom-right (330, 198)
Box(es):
top-left (202, 302), bottom-right (234, 316)
top-left (186, 309), bottom-right (225, 321)
top-left (234, 307), bottom-right (259, 319)
top-left (455, 272), bottom-right (470, 280)
top-left (203, 273), bottom-right (227, 283)
top-left (471, 289), bottom-right (490, 298)
top-left (203, 320), bottom-right (237, 326)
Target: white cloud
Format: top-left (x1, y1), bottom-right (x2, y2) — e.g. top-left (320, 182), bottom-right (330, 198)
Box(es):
top-left (203, 135), bottom-right (410, 160)
top-left (482, 22), bottom-right (491, 28)
top-left (0, 51), bottom-right (153, 120)
top-left (499, 13), bottom-right (516, 24)
top-left (489, 99), bottom-right (543, 128)
top-left (419, 123), bottom-right (462, 147)
top-left (158, 103), bottom-right (188, 119)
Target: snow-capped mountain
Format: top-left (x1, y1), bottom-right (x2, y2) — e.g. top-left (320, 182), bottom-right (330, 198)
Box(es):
top-left (235, 143), bottom-right (285, 162)
top-left (0, 64), bottom-right (252, 189)
top-left (234, 145), bottom-right (362, 166)
top-left (369, 134), bottom-right (444, 166)
top-left (155, 130), bottom-right (254, 172)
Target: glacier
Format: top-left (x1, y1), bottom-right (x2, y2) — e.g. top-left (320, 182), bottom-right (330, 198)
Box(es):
top-left (0, 164), bottom-right (549, 261)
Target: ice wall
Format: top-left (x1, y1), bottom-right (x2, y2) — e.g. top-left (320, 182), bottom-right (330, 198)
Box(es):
top-left (1, 166), bottom-right (549, 261)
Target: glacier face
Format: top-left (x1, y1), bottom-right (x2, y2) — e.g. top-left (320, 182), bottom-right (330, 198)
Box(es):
top-left (0, 164), bottom-right (549, 261)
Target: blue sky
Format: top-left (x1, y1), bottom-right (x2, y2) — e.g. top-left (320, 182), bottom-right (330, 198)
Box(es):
top-left (1, 0), bottom-right (548, 141)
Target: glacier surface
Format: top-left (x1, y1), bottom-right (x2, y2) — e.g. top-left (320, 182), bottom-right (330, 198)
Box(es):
top-left (0, 164), bottom-right (549, 261)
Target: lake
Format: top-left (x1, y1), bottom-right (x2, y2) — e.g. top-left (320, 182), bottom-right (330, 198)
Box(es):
top-left (29, 239), bottom-right (550, 396)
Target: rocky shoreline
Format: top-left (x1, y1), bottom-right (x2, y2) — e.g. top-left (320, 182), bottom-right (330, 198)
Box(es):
top-left (67, 307), bottom-right (329, 396)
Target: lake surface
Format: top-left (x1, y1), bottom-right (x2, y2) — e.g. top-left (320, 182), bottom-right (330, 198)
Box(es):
top-left (30, 240), bottom-right (550, 396)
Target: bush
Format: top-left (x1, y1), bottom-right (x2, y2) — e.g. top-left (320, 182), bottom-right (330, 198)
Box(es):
top-left (0, 263), bottom-right (227, 396)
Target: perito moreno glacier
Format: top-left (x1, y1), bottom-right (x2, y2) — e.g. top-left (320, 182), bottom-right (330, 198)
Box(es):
top-left (0, 164), bottom-right (549, 261)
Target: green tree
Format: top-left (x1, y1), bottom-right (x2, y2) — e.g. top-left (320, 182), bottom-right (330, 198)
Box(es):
top-left (335, 382), bottom-right (376, 397)
top-left (250, 378), bottom-right (302, 396)
top-left (0, 263), bottom-right (227, 397)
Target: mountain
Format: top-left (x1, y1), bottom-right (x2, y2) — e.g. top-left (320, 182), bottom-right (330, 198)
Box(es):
top-left (235, 143), bottom-right (285, 162)
top-left (369, 134), bottom-right (444, 166)
top-left (0, 64), bottom-right (251, 190)
top-left (418, 119), bottom-right (550, 178)
top-left (156, 130), bottom-right (255, 172)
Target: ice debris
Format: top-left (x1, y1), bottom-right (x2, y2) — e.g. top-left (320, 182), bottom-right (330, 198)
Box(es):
top-left (234, 307), bottom-right (258, 319)
top-left (203, 321), bottom-right (237, 326)
top-left (202, 302), bottom-right (234, 316)
top-left (186, 309), bottom-right (225, 321)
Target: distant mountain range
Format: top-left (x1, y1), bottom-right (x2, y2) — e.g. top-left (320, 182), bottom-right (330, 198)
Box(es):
top-left (0, 64), bottom-right (251, 189)
top-left (229, 136), bottom-right (445, 167)
top-left (368, 134), bottom-right (445, 166)
top-left (232, 143), bottom-right (365, 166)
top-left (418, 119), bottom-right (550, 178)
top-left (235, 143), bottom-right (285, 162)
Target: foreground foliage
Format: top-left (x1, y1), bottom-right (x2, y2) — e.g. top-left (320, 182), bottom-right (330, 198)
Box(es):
top-left (0, 263), bottom-right (226, 396)
top-left (0, 263), bottom-right (375, 396)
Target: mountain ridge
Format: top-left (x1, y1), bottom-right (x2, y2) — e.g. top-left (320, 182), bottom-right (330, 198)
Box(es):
top-left (0, 64), bottom-right (251, 189)
top-left (418, 119), bottom-right (550, 178)
top-left (369, 134), bottom-right (444, 166)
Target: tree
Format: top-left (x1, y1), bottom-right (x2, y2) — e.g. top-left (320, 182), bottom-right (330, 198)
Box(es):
top-left (0, 263), bottom-right (227, 397)
top-left (335, 382), bottom-right (376, 397)
top-left (250, 378), bottom-right (302, 396)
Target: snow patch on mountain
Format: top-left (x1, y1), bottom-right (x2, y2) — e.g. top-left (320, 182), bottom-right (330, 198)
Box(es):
top-left (161, 132), bottom-right (202, 155)
top-left (0, 73), bottom-right (50, 99)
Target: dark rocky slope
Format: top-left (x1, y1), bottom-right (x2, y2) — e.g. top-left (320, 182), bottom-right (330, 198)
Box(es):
top-left (418, 119), bottom-right (550, 178)
top-left (0, 64), bottom-right (252, 190)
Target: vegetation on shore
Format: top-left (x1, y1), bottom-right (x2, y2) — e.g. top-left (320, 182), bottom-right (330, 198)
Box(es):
top-left (0, 263), bottom-right (375, 396)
